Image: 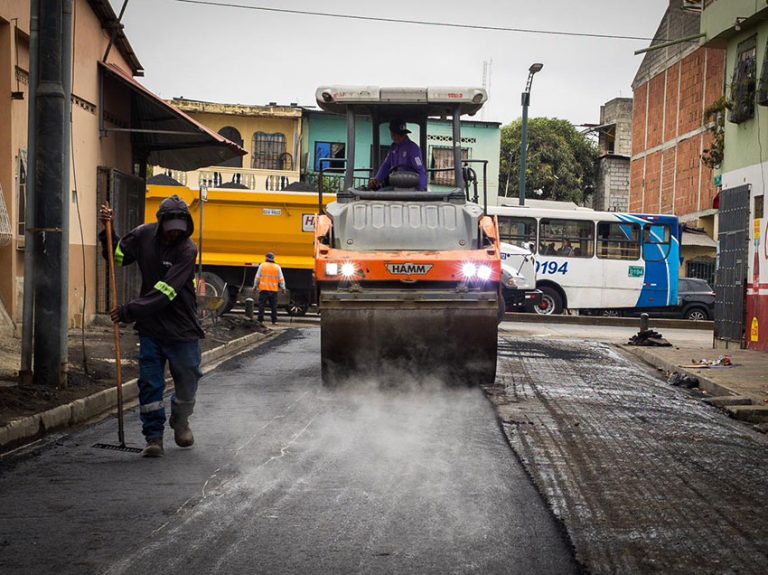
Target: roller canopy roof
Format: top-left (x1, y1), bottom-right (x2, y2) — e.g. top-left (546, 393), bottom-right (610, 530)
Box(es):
top-left (315, 86), bottom-right (488, 117)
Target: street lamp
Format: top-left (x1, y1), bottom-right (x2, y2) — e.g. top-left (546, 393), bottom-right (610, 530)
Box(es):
top-left (518, 62), bottom-right (543, 206)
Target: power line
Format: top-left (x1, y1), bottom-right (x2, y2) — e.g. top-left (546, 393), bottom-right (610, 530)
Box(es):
top-left (170, 0), bottom-right (657, 42)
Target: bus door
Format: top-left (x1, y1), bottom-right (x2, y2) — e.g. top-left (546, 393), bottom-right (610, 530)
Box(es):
top-left (597, 220), bottom-right (643, 308)
top-left (638, 222), bottom-right (675, 307)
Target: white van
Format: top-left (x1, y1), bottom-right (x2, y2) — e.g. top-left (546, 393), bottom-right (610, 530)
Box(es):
top-left (500, 242), bottom-right (541, 310)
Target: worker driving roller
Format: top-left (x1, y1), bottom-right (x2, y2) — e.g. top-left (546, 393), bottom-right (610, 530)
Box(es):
top-left (368, 120), bottom-right (427, 191)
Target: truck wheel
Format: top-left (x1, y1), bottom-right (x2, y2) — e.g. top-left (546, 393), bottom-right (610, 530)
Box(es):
top-left (534, 286), bottom-right (563, 315)
top-left (197, 271), bottom-right (228, 319)
top-left (286, 293), bottom-right (310, 316)
top-left (221, 285), bottom-right (238, 315)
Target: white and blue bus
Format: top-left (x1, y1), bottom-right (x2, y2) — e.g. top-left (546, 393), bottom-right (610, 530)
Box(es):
top-left (488, 206), bottom-right (681, 315)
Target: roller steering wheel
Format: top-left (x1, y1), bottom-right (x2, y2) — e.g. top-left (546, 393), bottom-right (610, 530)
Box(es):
top-left (387, 164), bottom-right (419, 177)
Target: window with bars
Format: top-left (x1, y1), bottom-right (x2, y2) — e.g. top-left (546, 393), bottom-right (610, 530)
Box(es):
top-left (251, 132), bottom-right (287, 170)
top-left (686, 258), bottom-right (716, 286)
top-left (730, 36), bottom-right (757, 123)
top-left (758, 39), bottom-right (768, 106)
top-left (430, 146), bottom-right (468, 186)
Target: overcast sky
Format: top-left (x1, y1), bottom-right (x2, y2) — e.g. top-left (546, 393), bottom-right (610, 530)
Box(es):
top-left (114, 0), bottom-right (671, 126)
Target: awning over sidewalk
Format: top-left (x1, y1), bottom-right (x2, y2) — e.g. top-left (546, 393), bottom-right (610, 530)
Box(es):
top-left (682, 230), bottom-right (717, 248)
top-left (99, 62), bottom-right (246, 171)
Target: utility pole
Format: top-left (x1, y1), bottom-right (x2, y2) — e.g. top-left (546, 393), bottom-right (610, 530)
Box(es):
top-left (28, 0), bottom-right (73, 386)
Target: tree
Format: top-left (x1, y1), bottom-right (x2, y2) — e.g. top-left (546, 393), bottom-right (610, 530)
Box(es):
top-left (499, 117), bottom-right (599, 205)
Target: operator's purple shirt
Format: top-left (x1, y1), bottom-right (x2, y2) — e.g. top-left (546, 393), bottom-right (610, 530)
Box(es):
top-left (375, 136), bottom-right (427, 190)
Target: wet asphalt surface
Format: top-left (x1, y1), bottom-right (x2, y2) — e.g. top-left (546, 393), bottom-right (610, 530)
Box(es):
top-left (0, 329), bottom-right (579, 575)
top-left (488, 337), bottom-right (768, 575)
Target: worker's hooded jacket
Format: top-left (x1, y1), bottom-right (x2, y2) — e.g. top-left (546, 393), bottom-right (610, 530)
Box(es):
top-left (100, 196), bottom-right (204, 341)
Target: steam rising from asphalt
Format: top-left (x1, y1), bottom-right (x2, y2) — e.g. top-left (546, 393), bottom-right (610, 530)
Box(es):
top-left (105, 343), bottom-right (510, 574)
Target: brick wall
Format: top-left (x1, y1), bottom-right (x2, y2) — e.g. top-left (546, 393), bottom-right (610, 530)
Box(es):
top-left (629, 46), bottom-right (726, 217)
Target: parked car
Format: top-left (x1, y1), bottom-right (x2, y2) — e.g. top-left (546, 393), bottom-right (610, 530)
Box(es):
top-left (594, 278), bottom-right (715, 320)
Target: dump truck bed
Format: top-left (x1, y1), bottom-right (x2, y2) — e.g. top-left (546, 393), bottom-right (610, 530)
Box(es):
top-left (146, 184), bottom-right (334, 269)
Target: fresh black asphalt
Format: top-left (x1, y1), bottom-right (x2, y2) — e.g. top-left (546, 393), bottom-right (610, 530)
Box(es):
top-left (0, 329), bottom-right (579, 575)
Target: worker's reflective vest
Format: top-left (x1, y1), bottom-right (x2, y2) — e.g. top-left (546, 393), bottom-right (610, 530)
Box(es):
top-left (258, 262), bottom-right (281, 292)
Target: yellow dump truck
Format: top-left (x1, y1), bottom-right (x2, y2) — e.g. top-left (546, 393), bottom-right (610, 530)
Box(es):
top-left (145, 183), bottom-right (334, 315)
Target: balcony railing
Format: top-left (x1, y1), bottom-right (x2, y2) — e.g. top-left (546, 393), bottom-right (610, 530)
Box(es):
top-left (153, 165), bottom-right (300, 191)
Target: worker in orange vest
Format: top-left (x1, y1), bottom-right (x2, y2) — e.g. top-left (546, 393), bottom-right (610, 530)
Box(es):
top-left (254, 252), bottom-right (286, 325)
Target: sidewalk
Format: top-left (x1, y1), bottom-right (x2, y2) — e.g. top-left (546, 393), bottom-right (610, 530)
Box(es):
top-left (624, 343), bottom-right (768, 424)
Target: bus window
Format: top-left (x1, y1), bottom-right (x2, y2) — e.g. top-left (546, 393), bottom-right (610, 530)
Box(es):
top-left (643, 224), bottom-right (671, 261)
top-left (498, 216), bottom-right (537, 251)
top-left (597, 222), bottom-right (641, 260)
top-left (539, 219), bottom-right (594, 258)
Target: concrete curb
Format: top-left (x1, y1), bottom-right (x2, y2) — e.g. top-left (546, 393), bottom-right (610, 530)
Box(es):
top-left (504, 312), bottom-right (713, 331)
top-left (0, 329), bottom-right (280, 455)
top-left (621, 345), bottom-right (736, 398)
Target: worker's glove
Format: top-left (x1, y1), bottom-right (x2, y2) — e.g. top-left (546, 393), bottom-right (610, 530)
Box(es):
top-left (368, 178), bottom-right (381, 191)
top-left (281, 289), bottom-right (287, 295)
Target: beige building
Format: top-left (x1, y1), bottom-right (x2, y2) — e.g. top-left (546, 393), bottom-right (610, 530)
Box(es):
top-left (156, 99), bottom-right (303, 192)
top-left (0, 0), bottom-right (242, 335)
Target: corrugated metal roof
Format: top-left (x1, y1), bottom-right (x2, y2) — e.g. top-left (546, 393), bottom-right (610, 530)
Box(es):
top-left (100, 62), bottom-right (247, 171)
top-left (682, 230), bottom-right (717, 247)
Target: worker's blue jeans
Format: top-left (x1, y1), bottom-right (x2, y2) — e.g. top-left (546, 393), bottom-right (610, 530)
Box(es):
top-left (258, 290), bottom-right (279, 324)
top-left (137, 336), bottom-right (202, 441)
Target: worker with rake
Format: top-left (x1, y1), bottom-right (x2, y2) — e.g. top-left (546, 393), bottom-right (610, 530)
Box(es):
top-left (100, 195), bottom-right (203, 458)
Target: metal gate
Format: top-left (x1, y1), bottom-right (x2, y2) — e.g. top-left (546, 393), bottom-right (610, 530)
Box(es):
top-left (96, 168), bottom-right (145, 313)
top-left (714, 185), bottom-right (750, 344)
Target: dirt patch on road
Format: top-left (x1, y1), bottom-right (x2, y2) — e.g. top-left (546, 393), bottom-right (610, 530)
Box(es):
top-left (0, 314), bottom-right (266, 427)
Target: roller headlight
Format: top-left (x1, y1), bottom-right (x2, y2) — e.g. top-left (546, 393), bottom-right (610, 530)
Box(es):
top-left (341, 262), bottom-right (356, 277)
top-left (325, 262), bottom-right (338, 276)
top-left (477, 265), bottom-right (492, 281)
top-left (462, 263), bottom-right (477, 278)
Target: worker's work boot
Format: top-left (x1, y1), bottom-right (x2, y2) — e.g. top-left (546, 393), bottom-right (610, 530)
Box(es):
top-left (170, 416), bottom-right (194, 448)
top-left (141, 438), bottom-right (164, 458)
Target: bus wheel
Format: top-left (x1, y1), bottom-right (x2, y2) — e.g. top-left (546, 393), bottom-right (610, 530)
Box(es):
top-left (534, 286), bottom-right (563, 315)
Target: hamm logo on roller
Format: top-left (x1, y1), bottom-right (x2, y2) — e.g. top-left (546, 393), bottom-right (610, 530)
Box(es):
top-left (386, 263), bottom-right (433, 275)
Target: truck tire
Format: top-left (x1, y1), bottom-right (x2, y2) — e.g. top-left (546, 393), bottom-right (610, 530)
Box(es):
top-left (534, 286), bottom-right (564, 315)
top-left (197, 271), bottom-right (229, 319)
top-left (221, 285), bottom-right (238, 315)
top-left (286, 292), bottom-right (310, 316)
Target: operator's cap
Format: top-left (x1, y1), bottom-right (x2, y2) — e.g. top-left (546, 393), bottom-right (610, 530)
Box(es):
top-left (389, 120), bottom-right (411, 135)
top-left (266, 252), bottom-right (275, 262)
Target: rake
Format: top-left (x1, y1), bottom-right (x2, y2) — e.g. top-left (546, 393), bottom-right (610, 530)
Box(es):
top-left (93, 206), bottom-right (143, 454)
